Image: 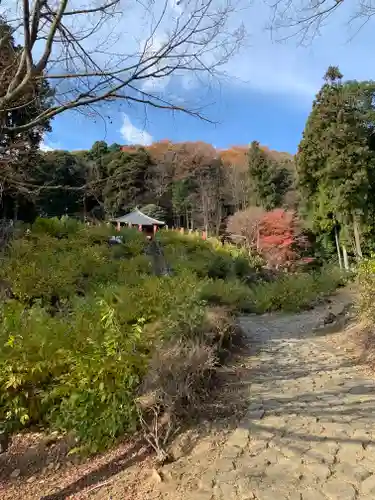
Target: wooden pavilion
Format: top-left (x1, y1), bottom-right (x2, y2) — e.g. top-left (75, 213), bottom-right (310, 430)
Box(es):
top-left (111, 208), bottom-right (165, 237)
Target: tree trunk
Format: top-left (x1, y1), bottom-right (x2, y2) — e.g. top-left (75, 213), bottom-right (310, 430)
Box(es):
top-left (13, 197), bottom-right (18, 223)
top-left (334, 225), bottom-right (342, 269)
top-left (342, 244), bottom-right (349, 271)
top-left (352, 213), bottom-right (363, 260)
top-left (216, 203), bottom-right (222, 236)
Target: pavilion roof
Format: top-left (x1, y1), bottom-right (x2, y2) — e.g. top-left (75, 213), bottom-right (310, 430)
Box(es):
top-left (112, 208), bottom-right (165, 226)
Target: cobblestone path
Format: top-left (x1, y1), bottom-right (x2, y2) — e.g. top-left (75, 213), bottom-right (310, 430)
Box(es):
top-left (151, 297), bottom-right (375, 500)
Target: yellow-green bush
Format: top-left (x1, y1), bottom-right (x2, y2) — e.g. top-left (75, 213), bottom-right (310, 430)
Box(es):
top-left (0, 298), bottom-right (149, 452)
top-left (199, 279), bottom-right (253, 311)
top-left (358, 257), bottom-right (375, 322)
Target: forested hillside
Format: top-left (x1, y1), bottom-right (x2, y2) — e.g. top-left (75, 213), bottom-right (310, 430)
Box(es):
top-left (2, 140), bottom-right (295, 239)
top-left (4, 65), bottom-right (375, 267)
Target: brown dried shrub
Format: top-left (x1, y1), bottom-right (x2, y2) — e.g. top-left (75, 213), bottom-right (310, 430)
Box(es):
top-left (137, 308), bottom-right (240, 462)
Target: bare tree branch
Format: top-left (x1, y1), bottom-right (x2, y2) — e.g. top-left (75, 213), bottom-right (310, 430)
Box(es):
top-left (267, 0), bottom-right (374, 44)
top-left (0, 0), bottom-right (245, 134)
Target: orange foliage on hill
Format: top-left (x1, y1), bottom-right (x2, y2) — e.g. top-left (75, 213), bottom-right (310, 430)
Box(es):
top-left (219, 144), bottom-right (293, 169)
top-left (219, 146), bottom-right (248, 170)
top-left (120, 141), bottom-right (293, 172)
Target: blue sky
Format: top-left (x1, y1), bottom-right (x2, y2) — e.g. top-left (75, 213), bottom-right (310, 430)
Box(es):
top-left (41, 1), bottom-right (375, 155)
top-left (45, 86), bottom-right (308, 154)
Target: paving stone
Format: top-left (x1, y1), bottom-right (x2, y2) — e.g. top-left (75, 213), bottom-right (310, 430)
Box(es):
top-left (248, 439), bottom-right (268, 456)
top-left (225, 428), bottom-right (250, 449)
top-left (198, 469), bottom-right (217, 490)
top-left (337, 442), bottom-right (365, 464)
top-left (334, 461), bottom-right (370, 483)
top-left (247, 409), bottom-right (265, 420)
top-left (265, 462), bottom-right (301, 483)
top-left (221, 446), bottom-right (243, 459)
top-left (301, 488), bottom-right (329, 500)
top-left (212, 458), bottom-right (236, 473)
top-left (191, 439), bottom-right (214, 457)
top-left (217, 481), bottom-right (238, 498)
top-left (10, 468), bottom-right (21, 479)
top-left (359, 457), bottom-right (375, 474)
top-left (251, 488), bottom-right (289, 500)
top-left (287, 493), bottom-right (303, 500)
top-left (234, 460), bottom-right (267, 479)
top-left (186, 493), bottom-right (214, 500)
top-left (323, 478), bottom-right (357, 500)
top-left (361, 473), bottom-right (375, 495)
top-left (304, 461), bottom-right (330, 481)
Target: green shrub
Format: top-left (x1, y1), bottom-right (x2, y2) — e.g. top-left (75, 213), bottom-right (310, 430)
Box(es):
top-left (199, 279), bottom-right (253, 312)
top-left (358, 257), bottom-right (375, 322)
top-left (32, 216), bottom-right (82, 238)
top-left (246, 267), bottom-right (344, 313)
top-left (200, 267), bottom-right (343, 314)
top-left (158, 230), bottom-right (260, 280)
top-left (207, 254), bottom-right (233, 279)
top-left (0, 221), bottom-right (343, 454)
top-left (0, 298), bottom-right (149, 452)
top-left (232, 256), bottom-right (251, 278)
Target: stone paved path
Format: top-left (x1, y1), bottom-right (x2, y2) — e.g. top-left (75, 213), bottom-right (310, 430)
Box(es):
top-left (151, 296), bottom-right (375, 500)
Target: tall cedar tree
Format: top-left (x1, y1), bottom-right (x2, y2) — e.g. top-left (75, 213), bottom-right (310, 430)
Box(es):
top-left (297, 66), bottom-right (375, 258)
top-left (0, 18), bottom-right (52, 219)
top-left (248, 141), bottom-right (291, 210)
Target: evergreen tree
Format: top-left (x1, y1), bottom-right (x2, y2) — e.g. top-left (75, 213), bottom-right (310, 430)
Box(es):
top-left (34, 151), bottom-right (86, 217)
top-left (297, 66), bottom-right (375, 261)
top-left (103, 148), bottom-right (152, 216)
top-left (248, 141), bottom-right (291, 210)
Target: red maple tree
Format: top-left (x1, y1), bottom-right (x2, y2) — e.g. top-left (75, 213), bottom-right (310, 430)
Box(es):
top-left (258, 209), bottom-right (308, 269)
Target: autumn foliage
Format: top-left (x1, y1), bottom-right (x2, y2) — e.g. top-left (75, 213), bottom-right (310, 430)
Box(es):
top-left (259, 209), bottom-right (307, 268)
top-left (227, 208), bottom-right (308, 269)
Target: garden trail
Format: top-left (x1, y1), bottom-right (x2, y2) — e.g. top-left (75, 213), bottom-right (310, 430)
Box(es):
top-left (6, 288), bottom-right (375, 500)
top-left (131, 287), bottom-right (375, 500)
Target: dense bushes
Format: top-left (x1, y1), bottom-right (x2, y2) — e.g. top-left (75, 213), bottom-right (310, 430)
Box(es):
top-left (157, 230), bottom-right (262, 279)
top-left (358, 258), bottom-right (375, 322)
top-left (0, 218), bottom-right (343, 454)
top-left (356, 258), bottom-right (375, 368)
top-left (200, 266), bottom-right (344, 313)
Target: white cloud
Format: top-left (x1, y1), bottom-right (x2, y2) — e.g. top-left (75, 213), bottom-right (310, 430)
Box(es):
top-left (140, 34), bottom-right (172, 93)
top-left (120, 113), bottom-right (153, 146)
top-left (40, 138), bottom-right (61, 151)
top-left (7, 0), bottom-right (375, 123)
top-left (40, 140), bottom-right (54, 152)
top-left (220, 1), bottom-right (375, 104)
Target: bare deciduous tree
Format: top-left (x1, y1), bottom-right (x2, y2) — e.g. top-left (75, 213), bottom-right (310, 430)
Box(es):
top-left (268, 0), bottom-right (371, 43)
top-left (226, 206), bottom-right (265, 250)
top-left (0, 0), bottom-right (245, 135)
